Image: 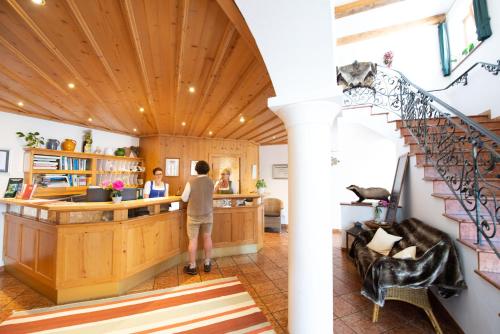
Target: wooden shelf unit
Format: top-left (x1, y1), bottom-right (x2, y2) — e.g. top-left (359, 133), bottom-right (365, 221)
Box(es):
top-left (24, 148), bottom-right (145, 197)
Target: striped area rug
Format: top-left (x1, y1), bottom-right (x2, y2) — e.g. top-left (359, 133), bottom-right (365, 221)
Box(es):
top-left (0, 277), bottom-right (274, 334)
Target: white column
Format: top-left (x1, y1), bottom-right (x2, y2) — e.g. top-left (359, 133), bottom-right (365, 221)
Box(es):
top-left (272, 97), bottom-right (342, 334)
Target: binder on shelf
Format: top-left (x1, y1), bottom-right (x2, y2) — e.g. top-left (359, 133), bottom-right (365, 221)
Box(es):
top-left (22, 184), bottom-right (37, 200)
top-left (3, 178), bottom-right (24, 198)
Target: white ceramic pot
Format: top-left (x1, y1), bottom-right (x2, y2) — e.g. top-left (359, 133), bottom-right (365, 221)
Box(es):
top-left (257, 187), bottom-right (265, 195)
top-left (112, 196), bottom-right (122, 204)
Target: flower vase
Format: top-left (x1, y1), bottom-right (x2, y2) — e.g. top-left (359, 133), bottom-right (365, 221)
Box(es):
top-left (257, 187), bottom-right (265, 195)
top-left (374, 206), bottom-right (382, 222)
top-left (112, 196), bottom-right (122, 204)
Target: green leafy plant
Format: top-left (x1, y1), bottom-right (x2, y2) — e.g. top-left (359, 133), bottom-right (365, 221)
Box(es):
top-left (256, 179), bottom-right (267, 189)
top-left (16, 131), bottom-right (45, 148)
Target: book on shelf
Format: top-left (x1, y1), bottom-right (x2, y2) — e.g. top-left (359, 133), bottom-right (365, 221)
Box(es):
top-left (33, 154), bottom-right (60, 170)
top-left (34, 174), bottom-right (69, 188)
top-left (3, 178), bottom-right (24, 198)
top-left (33, 174), bottom-right (87, 188)
top-left (60, 157), bottom-right (88, 171)
top-left (22, 184), bottom-right (37, 200)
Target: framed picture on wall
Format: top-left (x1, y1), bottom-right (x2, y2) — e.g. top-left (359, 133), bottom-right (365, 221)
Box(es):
top-left (0, 150), bottom-right (9, 173)
top-left (190, 161), bottom-right (198, 176)
top-left (272, 164), bottom-right (288, 179)
top-left (165, 158), bottom-right (179, 177)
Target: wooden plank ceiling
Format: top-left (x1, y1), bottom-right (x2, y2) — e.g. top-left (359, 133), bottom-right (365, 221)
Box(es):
top-left (0, 0), bottom-right (287, 145)
top-left (0, 0), bottom-right (440, 146)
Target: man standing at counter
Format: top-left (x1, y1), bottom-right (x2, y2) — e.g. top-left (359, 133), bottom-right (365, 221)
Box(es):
top-left (181, 160), bottom-right (214, 275)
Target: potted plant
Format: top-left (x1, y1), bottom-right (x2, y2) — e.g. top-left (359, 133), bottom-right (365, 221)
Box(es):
top-left (16, 131), bottom-right (45, 148)
top-left (373, 199), bottom-right (390, 222)
top-left (256, 179), bottom-right (267, 195)
top-left (383, 51), bottom-right (394, 68)
top-left (103, 180), bottom-right (125, 203)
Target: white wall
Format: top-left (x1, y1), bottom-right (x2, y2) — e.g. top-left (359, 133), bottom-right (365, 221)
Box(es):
top-left (259, 109), bottom-right (404, 228)
top-left (0, 111), bottom-right (139, 266)
top-left (403, 155), bottom-right (500, 334)
top-left (435, 0), bottom-right (500, 118)
top-left (337, 24), bottom-right (447, 90)
top-left (259, 145), bottom-right (288, 224)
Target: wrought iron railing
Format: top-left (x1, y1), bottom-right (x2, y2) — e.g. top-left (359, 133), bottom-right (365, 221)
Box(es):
top-left (342, 61), bottom-right (500, 258)
top-left (428, 60), bottom-right (500, 93)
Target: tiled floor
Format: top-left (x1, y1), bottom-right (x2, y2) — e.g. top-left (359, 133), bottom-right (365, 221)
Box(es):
top-left (0, 231), bottom-right (462, 333)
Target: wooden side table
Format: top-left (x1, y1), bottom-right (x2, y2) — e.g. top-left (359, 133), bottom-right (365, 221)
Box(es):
top-left (345, 222), bottom-right (365, 258)
top-left (363, 220), bottom-right (393, 230)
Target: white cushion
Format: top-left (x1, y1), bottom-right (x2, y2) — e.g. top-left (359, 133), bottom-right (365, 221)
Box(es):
top-left (393, 246), bottom-right (417, 260)
top-left (366, 228), bottom-right (402, 256)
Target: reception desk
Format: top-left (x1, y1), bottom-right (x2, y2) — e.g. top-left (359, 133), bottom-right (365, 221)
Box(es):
top-left (0, 194), bottom-right (263, 304)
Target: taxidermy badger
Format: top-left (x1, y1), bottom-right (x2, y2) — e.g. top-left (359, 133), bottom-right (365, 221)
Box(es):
top-left (346, 185), bottom-right (390, 202)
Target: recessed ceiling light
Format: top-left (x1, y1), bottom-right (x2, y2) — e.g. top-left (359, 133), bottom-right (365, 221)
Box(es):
top-left (273, 136), bottom-right (276, 139)
top-left (88, 117), bottom-right (93, 122)
top-left (239, 116), bottom-right (245, 123)
top-left (31, 0), bottom-right (46, 5)
top-left (181, 121), bottom-right (186, 126)
top-left (133, 128), bottom-right (137, 132)
top-left (17, 101), bottom-right (24, 107)
top-left (67, 82), bottom-right (76, 89)
top-left (188, 86), bottom-right (195, 93)
top-left (209, 131), bottom-right (213, 136)
top-left (139, 107), bottom-right (145, 112)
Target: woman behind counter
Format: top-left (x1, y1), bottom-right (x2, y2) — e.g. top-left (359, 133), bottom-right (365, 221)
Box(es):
top-left (214, 168), bottom-right (234, 194)
top-left (144, 167), bottom-right (169, 198)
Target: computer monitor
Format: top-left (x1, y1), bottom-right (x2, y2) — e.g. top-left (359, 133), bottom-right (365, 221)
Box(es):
top-left (86, 188), bottom-right (111, 202)
top-left (86, 188), bottom-right (137, 202)
top-left (122, 188), bottom-right (138, 201)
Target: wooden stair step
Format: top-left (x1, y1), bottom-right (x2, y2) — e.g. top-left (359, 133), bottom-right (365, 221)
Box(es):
top-left (424, 176), bottom-right (499, 182)
top-left (443, 212), bottom-right (497, 224)
top-left (474, 270), bottom-right (500, 289)
top-left (426, 178), bottom-right (500, 196)
top-left (407, 143), bottom-right (498, 155)
top-left (393, 115), bottom-right (496, 129)
top-left (432, 193), bottom-right (497, 215)
top-left (478, 251), bottom-right (500, 273)
top-left (399, 126), bottom-right (500, 138)
top-left (457, 238), bottom-right (500, 254)
top-left (413, 151), bottom-right (496, 165)
top-left (422, 165), bottom-right (500, 178)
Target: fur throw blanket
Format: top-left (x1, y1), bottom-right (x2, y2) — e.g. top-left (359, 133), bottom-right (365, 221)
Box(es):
top-left (349, 218), bottom-right (467, 306)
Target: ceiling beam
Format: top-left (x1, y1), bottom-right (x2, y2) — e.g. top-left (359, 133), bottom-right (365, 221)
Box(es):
top-left (7, 0), bottom-right (122, 128)
top-left (215, 0), bottom-right (265, 65)
top-left (247, 123), bottom-right (284, 141)
top-left (337, 14), bottom-right (446, 46)
top-left (213, 82), bottom-right (273, 137)
top-left (122, 0), bottom-right (161, 133)
top-left (255, 129), bottom-right (287, 143)
top-left (223, 106), bottom-right (269, 138)
top-left (198, 59), bottom-right (257, 137)
top-left (260, 133), bottom-right (288, 145)
top-left (235, 114), bottom-right (281, 140)
top-left (335, 0), bottom-right (406, 19)
top-left (173, 0), bottom-right (190, 134)
top-left (66, 0), bottom-right (145, 133)
top-left (185, 23), bottom-right (238, 136)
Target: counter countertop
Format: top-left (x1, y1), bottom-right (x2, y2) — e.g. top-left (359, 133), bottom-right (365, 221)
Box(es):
top-left (0, 194), bottom-right (261, 212)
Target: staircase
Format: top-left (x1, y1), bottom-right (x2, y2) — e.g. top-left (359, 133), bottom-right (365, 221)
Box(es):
top-left (341, 60), bottom-right (500, 292)
top-left (394, 113), bottom-right (500, 289)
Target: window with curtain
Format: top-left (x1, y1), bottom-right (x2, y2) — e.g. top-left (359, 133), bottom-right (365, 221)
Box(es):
top-left (447, 0), bottom-right (492, 70)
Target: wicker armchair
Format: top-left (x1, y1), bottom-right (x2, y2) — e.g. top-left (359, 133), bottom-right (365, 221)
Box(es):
top-left (264, 198), bottom-right (283, 233)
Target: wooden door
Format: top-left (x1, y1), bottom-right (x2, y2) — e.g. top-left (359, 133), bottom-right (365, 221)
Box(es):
top-left (210, 155), bottom-right (241, 193)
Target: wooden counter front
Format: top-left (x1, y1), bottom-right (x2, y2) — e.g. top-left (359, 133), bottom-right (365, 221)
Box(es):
top-left (1, 195), bottom-right (263, 304)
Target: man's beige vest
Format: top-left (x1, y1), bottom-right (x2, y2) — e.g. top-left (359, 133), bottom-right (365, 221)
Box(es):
top-left (187, 176), bottom-right (214, 217)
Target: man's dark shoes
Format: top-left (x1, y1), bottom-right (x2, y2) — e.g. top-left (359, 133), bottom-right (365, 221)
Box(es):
top-left (204, 261), bottom-right (212, 273)
top-left (184, 265), bottom-right (197, 275)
